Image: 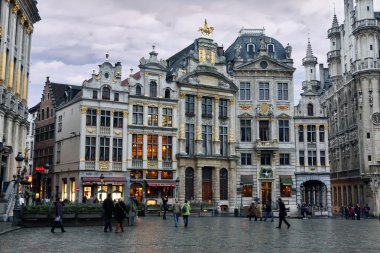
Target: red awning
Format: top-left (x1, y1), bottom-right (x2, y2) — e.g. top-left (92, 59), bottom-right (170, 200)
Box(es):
top-left (146, 180), bottom-right (176, 187)
top-left (82, 177), bottom-right (127, 183)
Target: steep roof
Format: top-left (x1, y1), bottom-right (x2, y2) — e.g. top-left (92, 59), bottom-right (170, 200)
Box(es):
top-left (49, 82), bottom-right (81, 108)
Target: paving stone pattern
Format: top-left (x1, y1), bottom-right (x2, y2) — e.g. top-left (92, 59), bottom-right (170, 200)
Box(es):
top-left (0, 217), bottom-right (380, 253)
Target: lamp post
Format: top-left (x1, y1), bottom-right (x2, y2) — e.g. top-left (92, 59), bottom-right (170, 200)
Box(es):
top-left (12, 152), bottom-right (25, 226)
top-left (175, 177), bottom-right (180, 200)
top-left (100, 173), bottom-right (105, 202)
top-left (240, 181), bottom-right (244, 217)
top-left (43, 163), bottom-right (50, 202)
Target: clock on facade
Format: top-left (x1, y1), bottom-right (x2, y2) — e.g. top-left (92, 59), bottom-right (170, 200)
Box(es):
top-left (371, 112), bottom-right (380, 125)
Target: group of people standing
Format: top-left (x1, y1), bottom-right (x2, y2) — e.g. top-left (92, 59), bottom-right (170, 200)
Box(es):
top-left (248, 198), bottom-right (290, 229)
top-left (341, 204), bottom-right (370, 220)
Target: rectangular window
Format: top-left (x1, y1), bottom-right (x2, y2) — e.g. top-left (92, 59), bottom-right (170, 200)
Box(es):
top-left (99, 137), bottom-right (110, 161)
top-left (185, 124), bottom-right (195, 155)
top-left (100, 110), bottom-right (111, 127)
top-left (185, 95), bottom-right (195, 115)
top-left (259, 120), bottom-right (270, 141)
top-left (92, 90), bottom-right (98, 99)
top-left (56, 141), bottom-right (61, 164)
top-left (281, 185), bottom-right (291, 197)
top-left (308, 150), bottom-right (317, 166)
top-left (299, 150), bottom-right (305, 165)
top-left (241, 153), bottom-right (252, 165)
top-left (114, 93), bottom-right (119, 102)
top-left (113, 111), bottom-right (123, 128)
top-left (162, 108), bottom-right (173, 127)
top-left (148, 107), bottom-right (158, 126)
top-left (277, 83), bottom-right (288, 100)
top-left (319, 125), bottom-right (325, 142)
top-left (240, 119), bottom-right (252, 142)
top-left (58, 115), bottom-right (62, 132)
top-left (202, 97), bottom-right (213, 117)
top-left (85, 137), bottom-right (96, 161)
top-left (279, 120), bottom-right (289, 142)
top-left (220, 126), bottom-right (228, 157)
top-left (162, 136), bottom-right (172, 161)
top-left (202, 125), bottom-right (213, 155)
top-left (86, 109), bottom-right (97, 127)
top-left (147, 135), bottom-right (158, 160)
top-left (219, 99), bottom-right (228, 118)
top-left (307, 125), bottom-right (316, 142)
top-left (259, 82), bottom-right (270, 100)
top-left (261, 153), bottom-right (271, 165)
top-left (112, 138), bottom-right (122, 161)
top-left (298, 125), bottom-right (304, 142)
top-left (132, 105), bottom-right (143, 125)
top-left (320, 151), bottom-right (326, 166)
top-left (279, 153), bottom-right (290, 165)
top-left (239, 82), bottom-right (251, 101)
top-left (132, 134), bottom-right (143, 159)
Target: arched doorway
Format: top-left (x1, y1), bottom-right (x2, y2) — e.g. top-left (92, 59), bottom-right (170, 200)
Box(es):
top-left (185, 167), bottom-right (194, 201)
top-left (220, 168), bottom-right (228, 200)
top-left (130, 183), bottom-right (143, 204)
top-left (300, 180), bottom-right (327, 208)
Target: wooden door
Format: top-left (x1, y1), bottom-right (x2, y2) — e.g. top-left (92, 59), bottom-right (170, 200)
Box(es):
top-left (202, 167), bottom-right (212, 201)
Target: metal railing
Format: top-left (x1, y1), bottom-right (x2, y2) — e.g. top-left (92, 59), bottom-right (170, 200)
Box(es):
top-left (132, 159), bottom-right (143, 168)
top-left (112, 162), bottom-right (122, 171)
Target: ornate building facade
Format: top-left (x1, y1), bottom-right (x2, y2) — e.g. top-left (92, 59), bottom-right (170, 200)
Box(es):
top-left (320, 0), bottom-right (380, 215)
top-left (0, 0), bottom-right (40, 197)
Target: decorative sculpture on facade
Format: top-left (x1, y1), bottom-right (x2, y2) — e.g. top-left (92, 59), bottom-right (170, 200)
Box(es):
top-left (198, 19), bottom-right (214, 36)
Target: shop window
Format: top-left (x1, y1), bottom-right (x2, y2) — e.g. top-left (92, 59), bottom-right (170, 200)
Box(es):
top-left (62, 180), bottom-right (68, 200)
top-left (161, 187), bottom-right (174, 198)
top-left (161, 171), bottom-right (173, 179)
top-left (70, 179), bottom-right (76, 202)
top-left (112, 185), bottom-right (123, 200)
top-left (146, 170), bottom-right (158, 179)
top-left (83, 186), bottom-right (92, 199)
top-left (281, 185), bottom-right (291, 197)
top-left (146, 186), bottom-right (159, 198)
top-left (97, 185), bottom-right (108, 202)
top-left (242, 184), bottom-right (252, 197)
top-left (130, 170), bottom-right (143, 179)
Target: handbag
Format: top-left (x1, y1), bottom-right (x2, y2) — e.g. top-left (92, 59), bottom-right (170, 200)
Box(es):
top-left (54, 216), bottom-right (61, 222)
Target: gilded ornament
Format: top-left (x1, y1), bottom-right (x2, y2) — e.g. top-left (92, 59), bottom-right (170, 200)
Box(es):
top-left (19, 15), bottom-right (26, 25)
top-left (196, 94), bottom-right (203, 100)
top-left (294, 124), bottom-right (299, 129)
top-left (179, 125), bottom-right (185, 139)
top-left (26, 24), bottom-right (33, 34)
top-left (277, 105), bottom-right (289, 111)
top-left (303, 124), bottom-right (307, 128)
top-left (12, 2), bottom-right (20, 14)
top-left (113, 129), bottom-right (122, 135)
top-left (179, 92), bottom-right (186, 99)
top-left (97, 108), bottom-right (101, 115)
top-left (239, 104), bottom-right (251, 110)
top-left (198, 19), bottom-right (214, 36)
top-left (123, 111), bottom-right (129, 118)
top-left (229, 99), bottom-right (234, 105)
top-left (86, 127), bottom-right (96, 134)
top-left (111, 111), bottom-right (114, 117)
top-left (196, 126), bottom-right (202, 140)
top-left (99, 161), bottom-right (110, 170)
top-left (0, 26), bottom-right (2, 38)
top-left (260, 103), bottom-right (269, 114)
top-left (80, 106), bottom-right (88, 114)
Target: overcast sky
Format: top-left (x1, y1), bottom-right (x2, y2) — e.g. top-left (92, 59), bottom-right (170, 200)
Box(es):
top-left (28, 0), bottom-right (380, 108)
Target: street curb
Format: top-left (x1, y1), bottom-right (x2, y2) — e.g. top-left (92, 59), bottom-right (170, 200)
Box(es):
top-left (0, 226), bottom-right (22, 236)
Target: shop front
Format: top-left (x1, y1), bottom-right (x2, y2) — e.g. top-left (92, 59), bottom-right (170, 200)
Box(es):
top-left (81, 175), bottom-right (127, 203)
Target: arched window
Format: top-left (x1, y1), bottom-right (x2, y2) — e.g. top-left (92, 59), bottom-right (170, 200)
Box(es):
top-left (220, 168), bottom-right (228, 200)
top-left (46, 107), bottom-right (49, 118)
top-left (135, 85), bottom-right (142, 96)
top-left (165, 88), bottom-right (170, 99)
top-left (102, 87), bottom-right (110, 100)
top-left (247, 43), bottom-right (255, 54)
top-left (150, 81), bottom-right (157, 97)
top-left (185, 167), bottom-right (194, 201)
top-left (41, 109), bottom-right (45, 120)
top-left (307, 103), bottom-right (314, 116)
top-left (267, 44), bottom-right (275, 54)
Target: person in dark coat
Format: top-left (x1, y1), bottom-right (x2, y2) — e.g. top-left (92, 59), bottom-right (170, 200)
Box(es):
top-left (276, 198), bottom-right (290, 229)
top-left (248, 203), bottom-right (256, 221)
top-left (102, 193), bottom-right (114, 232)
top-left (264, 200), bottom-right (274, 222)
top-left (162, 195), bottom-right (168, 220)
top-left (113, 199), bottom-right (125, 233)
top-left (51, 197), bottom-right (65, 233)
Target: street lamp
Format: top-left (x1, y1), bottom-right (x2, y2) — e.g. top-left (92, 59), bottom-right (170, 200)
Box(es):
top-left (240, 181), bottom-right (244, 217)
top-left (43, 163), bottom-right (50, 202)
top-left (100, 173), bottom-right (105, 202)
top-left (12, 152), bottom-right (25, 226)
top-left (175, 177), bottom-right (180, 200)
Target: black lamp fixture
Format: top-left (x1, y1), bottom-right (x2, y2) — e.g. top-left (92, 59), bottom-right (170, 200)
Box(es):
top-left (100, 173), bottom-right (105, 184)
top-left (12, 152), bottom-right (25, 226)
top-left (43, 162), bottom-right (50, 174)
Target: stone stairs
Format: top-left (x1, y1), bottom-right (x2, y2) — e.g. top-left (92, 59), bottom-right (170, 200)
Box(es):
top-left (0, 181), bottom-right (15, 222)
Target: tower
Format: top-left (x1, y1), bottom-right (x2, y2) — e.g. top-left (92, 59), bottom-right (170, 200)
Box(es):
top-left (302, 38), bottom-right (317, 82)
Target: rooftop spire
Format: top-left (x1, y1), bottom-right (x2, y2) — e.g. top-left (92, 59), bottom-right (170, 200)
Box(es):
top-left (306, 35), bottom-right (314, 57)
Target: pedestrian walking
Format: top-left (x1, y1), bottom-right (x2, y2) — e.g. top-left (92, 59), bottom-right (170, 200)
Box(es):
top-left (113, 199), bottom-right (125, 233)
top-left (173, 199), bottom-right (181, 227)
top-left (276, 198), bottom-right (290, 229)
top-left (264, 200), bottom-right (274, 222)
top-left (162, 195), bottom-right (168, 220)
top-left (182, 200), bottom-right (191, 227)
top-left (51, 197), bottom-right (65, 233)
top-left (255, 201), bottom-right (263, 221)
top-left (248, 202), bottom-right (256, 221)
top-left (102, 193), bottom-right (114, 232)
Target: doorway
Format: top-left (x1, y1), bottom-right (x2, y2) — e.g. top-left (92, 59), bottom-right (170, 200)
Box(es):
top-left (202, 167), bottom-right (212, 202)
top-left (261, 182), bottom-right (272, 204)
top-left (130, 183), bottom-right (143, 204)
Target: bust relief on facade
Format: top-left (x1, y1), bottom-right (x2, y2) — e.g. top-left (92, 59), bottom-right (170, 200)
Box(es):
top-left (256, 102), bottom-right (273, 116)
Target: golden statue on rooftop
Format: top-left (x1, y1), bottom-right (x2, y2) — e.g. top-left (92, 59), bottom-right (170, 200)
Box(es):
top-left (198, 19), bottom-right (214, 36)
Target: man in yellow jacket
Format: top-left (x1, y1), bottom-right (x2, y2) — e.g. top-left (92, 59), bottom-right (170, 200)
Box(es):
top-left (182, 200), bottom-right (191, 227)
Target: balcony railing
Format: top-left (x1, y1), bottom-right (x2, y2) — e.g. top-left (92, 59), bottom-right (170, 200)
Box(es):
top-left (100, 126), bottom-right (110, 136)
top-left (85, 161), bottom-right (95, 170)
top-left (327, 50), bottom-right (341, 62)
top-left (327, 26), bottom-right (340, 38)
top-left (351, 58), bottom-right (380, 75)
top-left (132, 159), bottom-right (143, 168)
top-left (162, 161), bottom-right (173, 169)
top-left (255, 139), bottom-right (279, 150)
top-left (352, 19), bottom-right (380, 34)
top-left (112, 162), bottom-right (122, 171)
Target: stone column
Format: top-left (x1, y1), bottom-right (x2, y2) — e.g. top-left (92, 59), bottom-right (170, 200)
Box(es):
top-left (324, 124), bottom-right (330, 166)
top-left (195, 166), bottom-right (203, 202)
top-left (228, 166), bottom-right (237, 211)
top-left (316, 124), bottom-right (321, 167)
top-left (303, 124), bottom-right (308, 166)
top-left (213, 167), bottom-right (220, 202)
top-left (0, 110), bottom-right (5, 142)
top-left (143, 105), bottom-right (148, 126)
top-left (295, 124), bottom-right (299, 169)
top-left (213, 97), bottom-right (220, 156)
top-left (228, 99), bottom-right (236, 156)
top-left (127, 133), bottom-right (133, 168)
top-left (158, 105), bottom-right (163, 127)
top-left (95, 109), bottom-right (101, 170)
top-left (122, 111), bottom-right (128, 171)
top-left (178, 166), bottom-right (186, 202)
top-left (178, 93), bottom-right (186, 154)
top-left (195, 95), bottom-right (203, 155)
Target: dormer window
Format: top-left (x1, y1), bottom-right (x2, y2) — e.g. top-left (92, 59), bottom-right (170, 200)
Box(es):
top-left (247, 43), bottom-right (255, 53)
top-left (114, 93), bottom-right (119, 102)
top-left (93, 90), bottom-right (98, 99)
top-left (307, 103), bottom-right (314, 116)
top-left (150, 81), bottom-right (157, 97)
top-left (165, 88), bottom-right (170, 99)
top-left (102, 87), bottom-right (110, 100)
top-left (136, 85), bottom-right (142, 96)
top-left (267, 44), bottom-right (274, 55)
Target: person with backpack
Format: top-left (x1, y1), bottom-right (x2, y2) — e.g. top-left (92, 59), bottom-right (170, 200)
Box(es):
top-left (181, 200), bottom-right (191, 227)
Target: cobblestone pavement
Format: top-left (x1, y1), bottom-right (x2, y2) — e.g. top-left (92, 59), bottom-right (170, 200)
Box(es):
top-left (0, 222), bottom-right (21, 236)
top-left (0, 217), bottom-right (380, 253)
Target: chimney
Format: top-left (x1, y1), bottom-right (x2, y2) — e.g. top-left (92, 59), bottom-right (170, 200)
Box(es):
top-left (217, 46), bottom-right (224, 57)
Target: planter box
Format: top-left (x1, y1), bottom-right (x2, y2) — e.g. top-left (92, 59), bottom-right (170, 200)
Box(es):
top-left (63, 213), bottom-right (76, 219)
top-left (23, 213), bottom-right (49, 219)
top-left (77, 212), bottom-right (103, 219)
